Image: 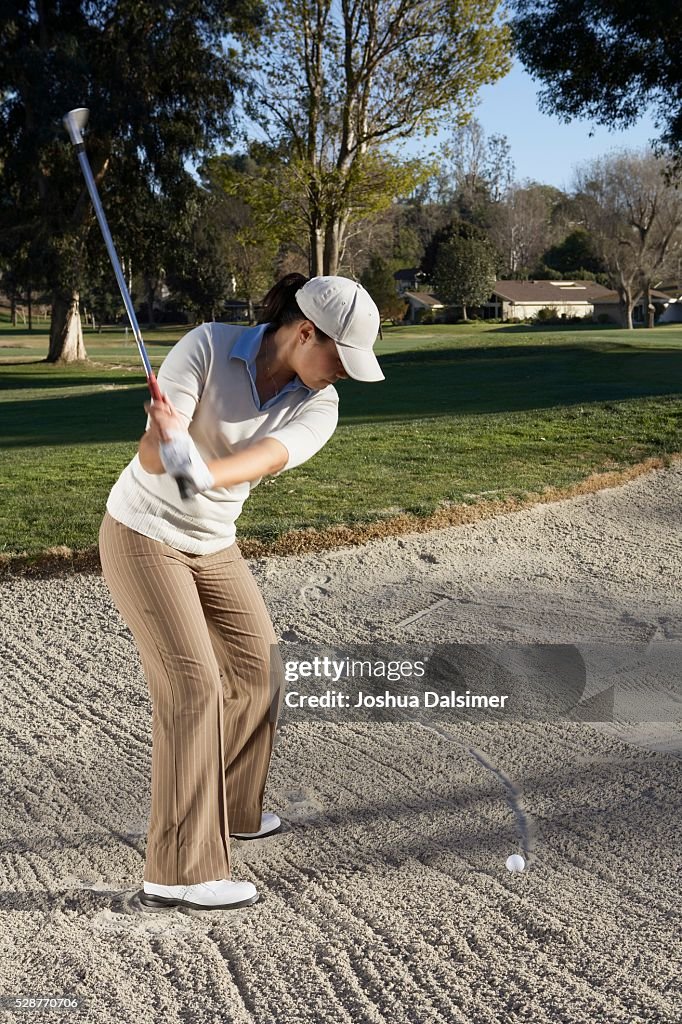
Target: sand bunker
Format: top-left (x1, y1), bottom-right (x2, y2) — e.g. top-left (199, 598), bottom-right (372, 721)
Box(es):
top-left (0, 459), bottom-right (680, 1022)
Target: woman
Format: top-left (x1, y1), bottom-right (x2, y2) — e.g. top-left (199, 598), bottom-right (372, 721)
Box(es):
top-left (98, 273), bottom-right (383, 912)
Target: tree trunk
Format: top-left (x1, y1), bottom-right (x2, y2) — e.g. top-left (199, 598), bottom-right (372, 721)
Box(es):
top-left (10, 292), bottom-right (16, 327)
top-left (462, 304), bottom-right (468, 321)
top-left (617, 285), bottom-right (635, 329)
top-left (645, 283), bottom-right (655, 328)
top-left (145, 284), bottom-right (155, 327)
top-left (145, 277), bottom-right (157, 326)
top-left (48, 289), bottom-right (87, 362)
top-left (27, 285), bottom-right (32, 332)
top-left (323, 218), bottom-right (344, 276)
top-left (310, 226), bottom-right (324, 276)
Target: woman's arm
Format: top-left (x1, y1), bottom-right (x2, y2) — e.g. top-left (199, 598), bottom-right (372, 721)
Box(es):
top-left (206, 438), bottom-right (289, 488)
top-left (139, 395), bottom-right (289, 489)
top-left (138, 430), bottom-right (165, 474)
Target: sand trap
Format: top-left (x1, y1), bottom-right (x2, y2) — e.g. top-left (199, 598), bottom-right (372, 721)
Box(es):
top-left (0, 460), bottom-right (680, 1022)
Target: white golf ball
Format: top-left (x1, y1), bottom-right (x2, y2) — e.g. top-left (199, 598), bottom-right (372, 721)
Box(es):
top-left (506, 854), bottom-right (525, 873)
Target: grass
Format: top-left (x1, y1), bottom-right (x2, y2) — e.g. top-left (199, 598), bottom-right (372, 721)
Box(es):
top-left (1, 316), bottom-right (681, 567)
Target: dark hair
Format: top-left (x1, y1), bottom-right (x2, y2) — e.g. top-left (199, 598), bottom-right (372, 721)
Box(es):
top-left (258, 273), bottom-right (332, 341)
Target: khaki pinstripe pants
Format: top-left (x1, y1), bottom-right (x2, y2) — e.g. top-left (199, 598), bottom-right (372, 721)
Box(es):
top-left (98, 510), bottom-right (284, 885)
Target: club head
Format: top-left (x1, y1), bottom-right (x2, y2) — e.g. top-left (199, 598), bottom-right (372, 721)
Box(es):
top-left (63, 108), bottom-right (90, 146)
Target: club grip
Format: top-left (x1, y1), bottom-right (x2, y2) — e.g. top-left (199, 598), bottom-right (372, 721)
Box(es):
top-left (175, 477), bottom-right (193, 500)
top-left (147, 373), bottom-right (163, 403)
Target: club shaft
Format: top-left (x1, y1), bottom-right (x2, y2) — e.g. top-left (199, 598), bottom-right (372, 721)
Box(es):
top-left (74, 146), bottom-right (161, 401)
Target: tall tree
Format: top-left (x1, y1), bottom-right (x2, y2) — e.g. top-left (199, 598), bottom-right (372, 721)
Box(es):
top-left (203, 150), bottom-right (292, 319)
top-left (574, 151), bottom-right (682, 328)
top-left (0, 0), bottom-right (262, 363)
top-left (511, 1), bottom-right (682, 156)
top-left (241, 0), bottom-right (511, 275)
top-left (164, 188), bottom-right (235, 323)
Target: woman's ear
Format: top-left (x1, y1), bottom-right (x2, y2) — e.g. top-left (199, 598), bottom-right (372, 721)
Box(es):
top-left (298, 320), bottom-right (317, 345)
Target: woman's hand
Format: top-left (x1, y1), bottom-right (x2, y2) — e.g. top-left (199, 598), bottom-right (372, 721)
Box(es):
top-left (139, 393), bottom-right (191, 476)
top-left (143, 394), bottom-right (188, 443)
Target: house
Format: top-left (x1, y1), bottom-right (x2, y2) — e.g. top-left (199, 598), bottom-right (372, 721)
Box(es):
top-left (394, 268), bottom-right (427, 295)
top-left (402, 291), bottom-right (445, 323)
top-left (481, 280), bottom-right (615, 321)
top-left (591, 288), bottom-right (672, 324)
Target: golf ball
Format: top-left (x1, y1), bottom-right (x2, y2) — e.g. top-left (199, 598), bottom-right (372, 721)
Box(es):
top-left (506, 854), bottom-right (525, 873)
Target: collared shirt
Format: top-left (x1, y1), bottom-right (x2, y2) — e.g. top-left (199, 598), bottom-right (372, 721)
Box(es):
top-left (230, 322), bottom-right (313, 410)
top-left (105, 321), bottom-right (339, 554)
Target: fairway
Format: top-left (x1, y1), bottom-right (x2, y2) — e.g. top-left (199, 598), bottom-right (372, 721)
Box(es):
top-left (1, 320), bottom-right (681, 565)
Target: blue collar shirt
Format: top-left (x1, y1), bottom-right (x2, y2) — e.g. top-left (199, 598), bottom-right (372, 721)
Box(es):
top-left (230, 322), bottom-right (314, 411)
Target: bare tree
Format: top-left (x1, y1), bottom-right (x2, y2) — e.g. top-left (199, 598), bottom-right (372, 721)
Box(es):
top-left (488, 182), bottom-right (566, 276)
top-left (574, 151), bottom-right (682, 328)
top-left (424, 118), bottom-right (515, 217)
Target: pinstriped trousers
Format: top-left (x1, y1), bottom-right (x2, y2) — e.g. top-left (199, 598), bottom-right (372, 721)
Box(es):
top-left (98, 510), bottom-right (284, 885)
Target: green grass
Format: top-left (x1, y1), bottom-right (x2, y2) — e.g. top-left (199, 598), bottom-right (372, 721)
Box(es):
top-left (1, 316), bottom-right (681, 559)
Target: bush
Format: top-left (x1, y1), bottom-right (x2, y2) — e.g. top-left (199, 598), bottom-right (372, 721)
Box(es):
top-left (595, 313), bottom-right (612, 325)
top-left (533, 306), bottom-right (561, 323)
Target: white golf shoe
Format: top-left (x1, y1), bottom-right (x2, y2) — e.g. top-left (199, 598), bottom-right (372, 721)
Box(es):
top-left (230, 811), bottom-right (282, 840)
top-left (140, 877), bottom-right (259, 911)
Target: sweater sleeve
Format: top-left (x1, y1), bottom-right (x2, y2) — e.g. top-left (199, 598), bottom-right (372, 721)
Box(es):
top-left (144, 323), bottom-right (213, 432)
top-left (264, 387), bottom-right (339, 473)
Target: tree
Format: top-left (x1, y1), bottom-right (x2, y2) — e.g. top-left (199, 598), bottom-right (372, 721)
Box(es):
top-left (421, 218), bottom-right (493, 281)
top-left (0, 0), bottom-right (262, 363)
top-left (430, 119), bottom-right (515, 220)
top-left (360, 256), bottom-right (406, 321)
top-left (164, 188), bottom-right (236, 323)
top-left (202, 151), bottom-right (291, 320)
top-left (241, 0), bottom-right (512, 275)
top-left (432, 233), bottom-right (498, 319)
top-left (511, 1), bottom-right (682, 156)
top-left (487, 182), bottom-right (567, 277)
top-left (574, 151), bottom-right (682, 328)
top-left (543, 228), bottom-right (606, 278)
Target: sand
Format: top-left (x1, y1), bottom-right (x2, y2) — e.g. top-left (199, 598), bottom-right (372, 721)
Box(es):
top-left (0, 459), bottom-right (680, 1023)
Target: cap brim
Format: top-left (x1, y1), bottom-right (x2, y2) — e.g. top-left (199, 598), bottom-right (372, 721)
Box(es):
top-left (336, 344), bottom-right (385, 382)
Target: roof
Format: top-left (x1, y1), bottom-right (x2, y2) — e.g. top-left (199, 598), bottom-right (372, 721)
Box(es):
top-left (492, 280), bottom-right (614, 304)
top-left (393, 267), bottom-right (421, 280)
top-left (403, 291), bottom-right (445, 308)
top-left (593, 288), bottom-right (671, 304)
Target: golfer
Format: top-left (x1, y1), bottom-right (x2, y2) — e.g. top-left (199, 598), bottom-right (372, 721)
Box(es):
top-left (98, 273), bottom-right (383, 912)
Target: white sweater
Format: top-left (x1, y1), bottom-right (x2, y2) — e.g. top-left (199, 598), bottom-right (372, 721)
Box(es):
top-left (105, 321), bottom-right (339, 554)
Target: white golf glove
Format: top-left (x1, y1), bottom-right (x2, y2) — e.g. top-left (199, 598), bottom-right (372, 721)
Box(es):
top-left (159, 430), bottom-right (215, 496)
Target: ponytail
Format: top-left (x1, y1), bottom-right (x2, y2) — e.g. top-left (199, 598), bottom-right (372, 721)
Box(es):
top-left (258, 273), bottom-right (309, 328)
top-left (258, 273), bottom-right (333, 341)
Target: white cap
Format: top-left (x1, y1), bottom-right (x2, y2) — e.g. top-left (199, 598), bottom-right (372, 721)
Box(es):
top-left (295, 276), bottom-right (384, 382)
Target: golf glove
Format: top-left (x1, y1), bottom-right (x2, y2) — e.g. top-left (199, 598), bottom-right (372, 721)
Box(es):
top-left (159, 430), bottom-right (215, 496)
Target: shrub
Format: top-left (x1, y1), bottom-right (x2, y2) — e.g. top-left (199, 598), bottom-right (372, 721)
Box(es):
top-left (533, 306), bottom-right (561, 323)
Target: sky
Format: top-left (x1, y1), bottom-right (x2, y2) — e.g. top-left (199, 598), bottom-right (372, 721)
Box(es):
top-left (407, 61), bottom-right (660, 192)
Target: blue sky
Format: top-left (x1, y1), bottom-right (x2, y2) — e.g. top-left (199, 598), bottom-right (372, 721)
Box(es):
top-left (407, 61), bottom-right (660, 191)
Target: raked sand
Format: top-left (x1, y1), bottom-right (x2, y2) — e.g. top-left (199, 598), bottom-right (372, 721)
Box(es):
top-left (0, 460), bottom-right (680, 1023)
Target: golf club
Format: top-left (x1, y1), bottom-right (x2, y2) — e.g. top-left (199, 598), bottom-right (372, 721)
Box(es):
top-left (62, 107), bottom-right (192, 499)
